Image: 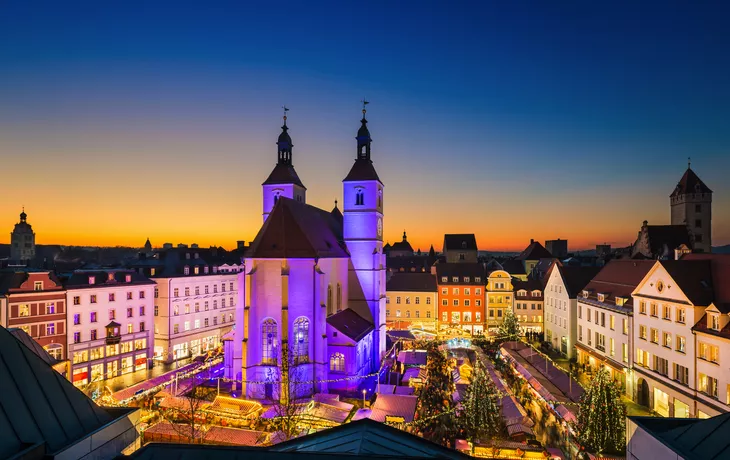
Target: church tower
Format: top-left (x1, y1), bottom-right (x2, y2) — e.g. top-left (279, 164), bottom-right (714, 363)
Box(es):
top-left (342, 104), bottom-right (386, 364)
top-left (670, 160), bottom-right (712, 253)
top-left (262, 111), bottom-right (306, 221)
top-left (10, 208), bottom-right (35, 263)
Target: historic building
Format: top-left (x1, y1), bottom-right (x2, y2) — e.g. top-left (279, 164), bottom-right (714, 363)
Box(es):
top-left (512, 278), bottom-right (543, 333)
top-left (485, 270), bottom-right (513, 334)
top-left (442, 234), bottom-right (478, 263)
top-left (670, 163), bottom-right (712, 253)
top-left (631, 254), bottom-right (730, 418)
top-left (385, 272), bottom-right (437, 331)
top-left (575, 260), bottom-right (654, 396)
top-left (434, 263), bottom-right (486, 335)
top-left (0, 270), bottom-right (67, 360)
top-left (387, 231), bottom-right (415, 258)
top-left (10, 208), bottom-right (36, 263)
top-left (128, 247), bottom-right (239, 363)
top-left (545, 238), bottom-right (568, 259)
top-left (543, 262), bottom-right (601, 358)
top-left (225, 109), bottom-right (386, 399)
top-left (64, 270), bottom-right (155, 387)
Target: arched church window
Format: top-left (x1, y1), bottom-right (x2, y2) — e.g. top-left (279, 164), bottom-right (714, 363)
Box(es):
top-left (378, 189), bottom-right (382, 208)
top-left (293, 317), bottom-right (309, 363)
top-left (327, 285), bottom-right (333, 316)
top-left (274, 193), bottom-right (279, 204)
top-left (330, 352), bottom-right (345, 372)
top-left (355, 190), bottom-right (364, 206)
top-left (337, 283), bottom-right (342, 312)
top-left (261, 318), bottom-right (278, 365)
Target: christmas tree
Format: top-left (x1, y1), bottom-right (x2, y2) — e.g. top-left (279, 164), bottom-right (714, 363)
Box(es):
top-left (498, 308), bottom-right (521, 342)
top-left (576, 366), bottom-right (626, 454)
top-left (458, 360), bottom-right (503, 447)
top-left (415, 343), bottom-right (456, 445)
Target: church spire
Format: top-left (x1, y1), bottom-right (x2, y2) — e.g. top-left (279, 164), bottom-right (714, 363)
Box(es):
top-left (277, 106), bottom-right (293, 165)
top-left (356, 99), bottom-right (371, 160)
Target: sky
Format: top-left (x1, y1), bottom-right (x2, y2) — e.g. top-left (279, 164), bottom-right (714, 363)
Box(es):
top-left (1, 1), bottom-right (729, 252)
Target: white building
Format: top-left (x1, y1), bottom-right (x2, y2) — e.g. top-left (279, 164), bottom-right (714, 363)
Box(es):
top-left (543, 262), bottom-right (601, 358)
top-left (129, 248), bottom-right (240, 364)
top-left (65, 270), bottom-right (155, 387)
top-left (632, 255), bottom-right (730, 418)
top-left (575, 260), bottom-right (654, 396)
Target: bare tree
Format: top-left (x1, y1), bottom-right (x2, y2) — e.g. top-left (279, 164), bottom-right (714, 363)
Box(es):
top-left (160, 374), bottom-right (217, 443)
top-left (266, 346), bottom-right (312, 441)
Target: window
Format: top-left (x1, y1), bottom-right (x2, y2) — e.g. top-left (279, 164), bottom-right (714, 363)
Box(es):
top-left (699, 343), bottom-right (719, 363)
top-left (601, 312), bottom-right (605, 327)
top-left (173, 324), bottom-right (179, 334)
top-left (184, 321), bottom-right (190, 331)
top-left (405, 297), bottom-right (410, 304)
top-left (663, 332), bottom-right (672, 348)
top-left (663, 305), bottom-right (671, 320)
top-left (587, 328), bottom-right (592, 346)
top-left (44, 303), bottom-right (55, 314)
top-left (441, 277), bottom-right (447, 283)
top-left (173, 305), bottom-right (179, 316)
top-left (427, 311), bottom-right (432, 318)
top-left (396, 296), bottom-right (401, 304)
top-left (639, 325), bottom-right (647, 340)
top-left (337, 283), bottom-right (342, 312)
top-left (497, 309), bottom-right (503, 317)
top-left (90, 312), bottom-right (97, 323)
top-left (654, 356), bottom-right (669, 376)
top-left (73, 332), bottom-right (81, 343)
top-left (184, 266), bottom-right (190, 275)
top-left (695, 219), bottom-right (702, 228)
top-left (396, 310), bottom-right (401, 317)
top-left (18, 304), bottom-right (29, 317)
top-left (451, 312), bottom-right (460, 323)
top-left (453, 299), bottom-right (459, 306)
top-left (405, 310), bottom-right (411, 318)
top-left (262, 319), bottom-right (278, 364)
top-left (622, 343), bottom-right (629, 363)
top-left (330, 353), bottom-right (345, 372)
top-left (463, 312), bottom-right (472, 322)
top-left (650, 328), bottom-right (658, 344)
top-left (174, 288), bottom-right (179, 297)
top-left (476, 288), bottom-right (482, 295)
top-left (73, 296), bottom-right (80, 305)
top-left (355, 190), bottom-right (364, 205)
top-left (139, 306), bottom-right (145, 316)
top-left (293, 317), bottom-right (310, 363)
top-left (578, 325), bottom-right (583, 342)
top-left (475, 299), bottom-right (481, 307)
top-left (140, 322), bottom-right (145, 332)
top-left (195, 286), bottom-right (200, 295)
top-left (213, 316), bottom-right (218, 325)
top-left (475, 312), bottom-right (481, 322)
top-left (185, 287), bottom-right (190, 296)
top-left (578, 305), bottom-right (582, 319)
top-left (73, 314), bottom-right (80, 325)
top-left (46, 323), bottom-right (55, 335)
top-left (587, 308), bottom-right (591, 322)
top-left (596, 333), bottom-right (605, 352)
top-left (610, 315), bottom-right (615, 330)
top-left (710, 314), bottom-right (720, 331)
top-left (699, 373), bottom-right (719, 398)
top-left (213, 300), bottom-right (218, 309)
top-left (441, 299), bottom-right (447, 306)
top-left (126, 292), bottom-right (132, 300)
top-left (623, 318), bottom-right (628, 335)
top-left (464, 299), bottom-right (470, 307)
top-left (127, 307), bottom-right (133, 318)
top-left (109, 293), bottom-right (116, 302)
top-left (127, 323), bottom-right (133, 334)
top-left (415, 297), bottom-right (420, 305)
top-left (204, 318), bottom-right (209, 327)
top-left (109, 309), bottom-right (116, 320)
top-left (453, 288), bottom-right (459, 295)
top-left (213, 285), bottom-right (218, 293)
top-left (676, 335), bottom-right (686, 353)
top-left (89, 329), bottom-right (97, 340)
top-left (205, 301), bottom-right (209, 311)
top-left (610, 338), bottom-right (615, 356)
top-left (90, 295), bottom-right (97, 304)
top-left (639, 301), bottom-right (646, 315)
top-left (184, 305), bottom-right (190, 314)
top-left (674, 363), bottom-right (689, 385)
top-left (426, 297), bottom-right (431, 305)
top-left (442, 312), bottom-right (447, 322)
top-left (34, 281), bottom-right (43, 291)
top-left (676, 308), bottom-right (685, 324)
top-left (452, 277), bottom-right (458, 282)
top-left (464, 288), bottom-right (470, 295)
top-left (415, 310), bottom-right (420, 318)
top-left (650, 303), bottom-right (658, 317)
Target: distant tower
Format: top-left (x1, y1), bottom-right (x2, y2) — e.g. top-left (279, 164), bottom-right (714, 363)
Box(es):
top-left (10, 208), bottom-right (36, 263)
top-left (144, 237), bottom-right (152, 253)
top-left (670, 160), bottom-right (712, 253)
top-left (262, 109), bottom-right (306, 221)
top-left (342, 103), bottom-right (386, 364)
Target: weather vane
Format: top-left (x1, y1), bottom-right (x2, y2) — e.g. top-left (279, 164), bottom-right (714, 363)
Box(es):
top-left (361, 98), bottom-right (369, 116)
top-left (688, 156), bottom-right (691, 168)
top-left (282, 105), bottom-right (289, 124)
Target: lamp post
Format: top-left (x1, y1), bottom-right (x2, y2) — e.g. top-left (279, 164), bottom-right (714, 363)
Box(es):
top-left (362, 389), bottom-right (367, 408)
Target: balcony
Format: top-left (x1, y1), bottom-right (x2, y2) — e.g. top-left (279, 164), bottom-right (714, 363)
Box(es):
top-left (105, 321), bottom-right (122, 345)
top-left (105, 335), bottom-right (122, 345)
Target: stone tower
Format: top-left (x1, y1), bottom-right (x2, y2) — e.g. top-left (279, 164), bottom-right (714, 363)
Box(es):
top-left (10, 208), bottom-right (35, 263)
top-left (342, 106), bottom-right (386, 364)
top-left (262, 112), bottom-right (306, 221)
top-left (670, 162), bottom-right (712, 253)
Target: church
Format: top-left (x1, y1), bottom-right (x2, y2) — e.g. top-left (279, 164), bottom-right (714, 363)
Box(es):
top-left (224, 108), bottom-right (386, 400)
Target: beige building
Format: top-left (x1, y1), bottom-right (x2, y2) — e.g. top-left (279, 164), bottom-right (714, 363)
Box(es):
top-left (486, 270), bottom-right (513, 334)
top-left (632, 255), bottom-right (730, 418)
top-left (385, 273), bottom-right (437, 331)
top-left (512, 278), bottom-right (543, 333)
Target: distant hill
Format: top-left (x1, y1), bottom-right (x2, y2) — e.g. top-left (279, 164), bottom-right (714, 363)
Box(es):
top-left (713, 245), bottom-right (730, 254)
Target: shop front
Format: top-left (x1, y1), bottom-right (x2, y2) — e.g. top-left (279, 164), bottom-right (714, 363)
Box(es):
top-left (121, 356), bottom-right (134, 374)
top-left (73, 366), bottom-right (89, 387)
top-left (654, 388), bottom-right (670, 417)
top-left (135, 353), bottom-right (147, 371)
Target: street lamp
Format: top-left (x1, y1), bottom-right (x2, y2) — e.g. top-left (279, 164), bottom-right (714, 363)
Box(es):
top-left (362, 389), bottom-right (367, 408)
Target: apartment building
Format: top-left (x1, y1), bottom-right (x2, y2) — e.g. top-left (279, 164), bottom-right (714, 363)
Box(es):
top-left (385, 272), bottom-right (437, 331)
top-left (632, 255), bottom-right (730, 418)
top-left (575, 260), bottom-right (654, 395)
top-left (434, 263), bottom-right (486, 335)
top-left (486, 270), bottom-right (514, 334)
top-left (512, 278), bottom-right (544, 333)
top-left (65, 270), bottom-right (155, 387)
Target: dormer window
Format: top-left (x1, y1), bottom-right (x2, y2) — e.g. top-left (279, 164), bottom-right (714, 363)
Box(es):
top-left (150, 268), bottom-right (156, 276)
top-left (616, 297), bottom-right (626, 307)
top-left (518, 290), bottom-right (527, 297)
top-left (194, 253), bottom-right (199, 259)
top-left (532, 290), bottom-right (541, 297)
top-left (710, 314), bottom-right (720, 331)
top-left (185, 253), bottom-right (191, 260)
top-left (475, 277), bottom-right (481, 283)
top-left (464, 277), bottom-right (470, 283)
top-left (597, 294), bottom-right (605, 302)
top-left (108, 273), bottom-right (115, 281)
top-left (89, 276), bottom-right (95, 285)
top-left (441, 277), bottom-right (447, 282)
top-left (452, 277), bottom-right (458, 282)
top-left (184, 266), bottom-right (190, 275)
top-left (213, 267), bottom-right (218, 274)
top-left (582, 290), bottom-right (589, 299)
top-left (125, 274), bottom-right (132, 283)
top-left (204, 266), bottom-right (209, 274)
top-left (194, 266), bottom-right (200, 275)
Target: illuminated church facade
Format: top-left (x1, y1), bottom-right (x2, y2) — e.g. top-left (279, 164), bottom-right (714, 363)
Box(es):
top-left (225, 109), bottom-right (386, 400)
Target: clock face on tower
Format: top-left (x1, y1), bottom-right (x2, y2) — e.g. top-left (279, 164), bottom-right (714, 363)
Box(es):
top-left (377, 218), bottom-right (383, 239)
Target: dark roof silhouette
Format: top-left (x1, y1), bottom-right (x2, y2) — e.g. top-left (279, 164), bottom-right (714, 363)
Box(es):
top-left (343, 159), bottom-right (381, 182)
top-left (247, 198), bottom-right (349, 259)
top-left (326, 309), bottom-right (374, 342)
top-left (659, 260), bottom-right (714, 306)
top-left (443, 234), bottom-right (477, 252)
top-left (263, 163), bottom-right (306, 188)
top-left (386, 272), bottom-right (438, 292)
top-left (516, 240), bottom-right (553, 260)
top-left (0, 325), bottom-right (114, 458)
top-left (629, 413), bottom-right (730, 460)
top-left (547, 263), bottom-right (601, 298)
top-left (645, 225), bottom-right (693, 256)
top-left (671, 167), bottom-right (712, 197)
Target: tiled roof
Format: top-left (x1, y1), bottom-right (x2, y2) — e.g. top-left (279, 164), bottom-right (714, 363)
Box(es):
top-left (670, 167), bottom-right (712, 197)
top-left (247, 197), bottom-right (349, 259)
top-left (581, 260), bottom-right (655, 308)
top-left (326, 309), bottom-right (374, 342)
top-left (443, 234), bottom-right (477, 251)
top-left (659, 259), bottom-right (714, 306)
top-left (692, 313), bottom-right (730, 339)
top-left (263, 163), bottom-right (306, 188)
top-left (343, 159), bottom-right (381, 182)
top-left (681, 254), bottom-right (730, 305)
top-left (64, 269), bottom-right (155, 288)
top-left (516, 240), bottom-right (553, 260)
top-left (386, 273), bottom-right (437, 292)
top-left (369, 394), bottom-right (418, 423)
top-left (500, 258), bottom-right (526, 275)
top-left (434, 263), bottom-right (486, 284)
top-left (0, 270), bottom-right (63, 294)
top-left (0, 325), bottom-right (114, 458)
top-left (629, 413), bottom-right (730, 459)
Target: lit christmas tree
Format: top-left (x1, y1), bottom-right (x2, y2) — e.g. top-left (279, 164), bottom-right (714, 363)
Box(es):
top-left (498, 308), bottom-right (521, 342)
top-left (576, 366), bottom-right (626, 454)
top-left (458, 360), bottom-right (503, 447)
top-left (415, 344), bottom-right (456, 445)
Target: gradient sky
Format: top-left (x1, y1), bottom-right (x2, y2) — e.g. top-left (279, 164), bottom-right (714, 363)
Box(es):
top-left (1, 1), bottom-right (729, 252)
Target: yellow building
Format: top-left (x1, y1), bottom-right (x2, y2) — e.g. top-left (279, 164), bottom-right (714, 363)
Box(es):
top-left (486, 270), bottom-right (513, 334)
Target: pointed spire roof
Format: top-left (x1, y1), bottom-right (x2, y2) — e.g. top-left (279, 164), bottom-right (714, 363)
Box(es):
top-left (671, 166), bottom-right (712, 197)
top-left (331, 199), bottom-right (343, 222)
top-left (344, 106), bottom-right (381, 183)
top-left (263, 112), bottom-right (306, 188)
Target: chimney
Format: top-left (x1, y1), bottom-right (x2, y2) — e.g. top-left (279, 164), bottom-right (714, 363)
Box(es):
top-left (237, 241), bottom-right (246, 250)
top-left (530, 239), bottom-right (534, 244)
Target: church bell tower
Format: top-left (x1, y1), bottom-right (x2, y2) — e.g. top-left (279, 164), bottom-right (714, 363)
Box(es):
top-left (670, 160), bottom-right (712, 253)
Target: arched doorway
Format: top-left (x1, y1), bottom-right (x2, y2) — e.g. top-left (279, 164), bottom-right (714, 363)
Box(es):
top-left (637, 378), bottom-right (650, 407)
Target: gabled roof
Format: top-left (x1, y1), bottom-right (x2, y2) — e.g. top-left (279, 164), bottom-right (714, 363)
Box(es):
top-left (629, 413), bottom-right (730, 460)
top-left (443, 234), bottom-right (477, 252)
top-left (659, 259), bottom-right (714, 306)
top-left (369, 394), bottom-right (418, 422)
top-left (670, 167), bottom-right (712, 197)
top-left (516, 240), bottom-right (553, 260)
top-left (271, 418), bottom-right (470, 459)
top-left (263, 163), bottom-right (306, 189)
top-left (386, 273), bottom-right (437, 292)
top-left (0, 325), bottom-right (114, 458)
top-left (247, 198), bottom-right (349, 259)
top-left (680, 254), bottom-right (730, 305)
top-left (326, 309), bottom-right (374, 342)
top-left (500, 258), bottom-right (526, 275)
top-left (343, 159), bottom-right (381, 183)
top-left (581, 260), bottom-right (655, 308)
top-left (550, 264), bottom-right (602, 298)
top-left (0, 270), bottom-right (63, 294)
